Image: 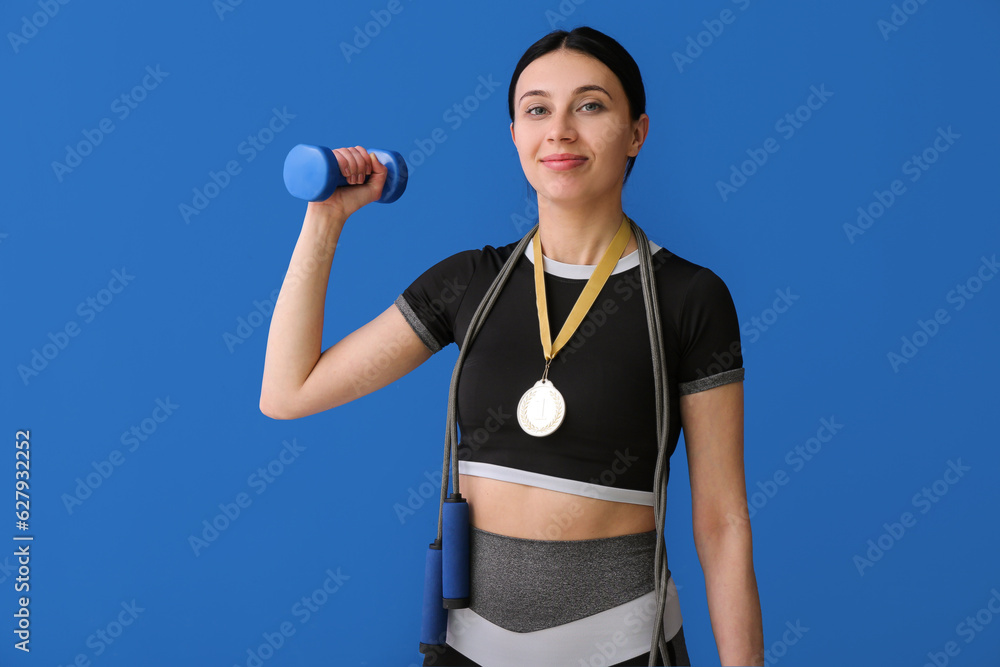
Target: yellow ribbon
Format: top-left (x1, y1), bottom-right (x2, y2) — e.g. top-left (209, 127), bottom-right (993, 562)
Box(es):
top-left (532, 213), bottom-right (632, 379)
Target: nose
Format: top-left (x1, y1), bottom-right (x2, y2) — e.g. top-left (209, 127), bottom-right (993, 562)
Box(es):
top-left (546, 106), bottom-right (578, 144)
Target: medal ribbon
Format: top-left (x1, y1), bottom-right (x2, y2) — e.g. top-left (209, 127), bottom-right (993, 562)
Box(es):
top-left (533, 213), bottom-right (632, 377)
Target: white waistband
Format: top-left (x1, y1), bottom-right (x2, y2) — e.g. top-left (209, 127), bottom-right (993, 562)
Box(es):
top-left (445, 578), bottom-right (682, 667)
top-left (458, 460), bottom-right (655, 506)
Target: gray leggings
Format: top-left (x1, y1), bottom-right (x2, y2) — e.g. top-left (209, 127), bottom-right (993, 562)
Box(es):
top-left (470, 525), bottom-right (661, 630)
top-left (422, 525), bottom-right (690, 665)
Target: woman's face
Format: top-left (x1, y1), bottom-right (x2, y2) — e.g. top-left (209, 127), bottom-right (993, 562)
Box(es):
top-left (510, 48), bottom-right (647, 207)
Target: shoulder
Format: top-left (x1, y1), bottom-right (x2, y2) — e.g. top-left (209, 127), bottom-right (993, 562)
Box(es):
top-left (420, 237), bottom-right (522, 273)
top-left (396, 237), bottom-right (523, 354)
top-left (647, 240), bottom-right (736, 306)
top-left (425, 239), bottom-right (525, 292)
top-left (476, 238), bottom-right (523, 268)
top-left (400, 237), bottom-right (524, 307)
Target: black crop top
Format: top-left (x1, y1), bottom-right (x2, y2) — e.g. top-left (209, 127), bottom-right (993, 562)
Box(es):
top-left (393, 234), bottom-right (744, 506)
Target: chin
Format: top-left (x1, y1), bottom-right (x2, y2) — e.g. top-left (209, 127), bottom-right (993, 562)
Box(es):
top-left (542, 181), bottom-right (611, 204)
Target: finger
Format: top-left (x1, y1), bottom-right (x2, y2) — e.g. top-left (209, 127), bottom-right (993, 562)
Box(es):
top-left (332, 148), bottom-right (358, 185)
top-left (337, 147), bottom-right (366, 185)
top-left (352, 146), bottom-right (371, 185)
top-left (354, 145), bottom-right (373, 183)
top-left (369, 151), bottom-right (386, 174)
top-left (345, 146), bottom-right (367, 184)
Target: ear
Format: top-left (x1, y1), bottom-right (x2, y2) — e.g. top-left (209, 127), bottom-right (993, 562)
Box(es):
top-left (510, 121), bottom-right (515, 144)
top-left (628, 114), bottom-right (649, 157)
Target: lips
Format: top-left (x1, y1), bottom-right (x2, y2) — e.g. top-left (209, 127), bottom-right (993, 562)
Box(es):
top-left (541, 154), bottom-right (587, 171)
top-left (542, 153), bottom-right (587, 162)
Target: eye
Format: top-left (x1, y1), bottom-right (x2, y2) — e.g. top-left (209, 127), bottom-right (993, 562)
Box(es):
top-left (525, 101), bottom-right (603, 116)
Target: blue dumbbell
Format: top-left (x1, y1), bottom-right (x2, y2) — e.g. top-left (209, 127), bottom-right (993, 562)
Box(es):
top-left (282, 144), bottom-right (408, 204)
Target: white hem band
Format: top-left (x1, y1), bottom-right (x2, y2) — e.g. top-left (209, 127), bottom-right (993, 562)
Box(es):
top-left (458, 460), bottom-right (654, 506)
top-left (446, 582), bottom-right (682, 667)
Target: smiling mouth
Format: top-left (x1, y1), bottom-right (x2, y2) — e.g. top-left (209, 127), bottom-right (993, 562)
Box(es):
top-left (541, 157), bottom-right (588, 170)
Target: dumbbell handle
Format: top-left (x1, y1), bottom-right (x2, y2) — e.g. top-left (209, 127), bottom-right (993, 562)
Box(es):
top-left (282, 144), bottom-right (408, 204)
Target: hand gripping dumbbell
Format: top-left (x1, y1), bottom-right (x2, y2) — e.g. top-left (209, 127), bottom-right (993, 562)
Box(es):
top-left (282, 144), bottom-right (408, 203)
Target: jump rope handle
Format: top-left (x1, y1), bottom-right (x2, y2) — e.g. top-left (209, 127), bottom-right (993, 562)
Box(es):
top-left (442, 494), bottom-right (470, 607)
top-left (418, 224), bottom-right (538, 654)
top-left (419, 540), bottom-right (447, 652)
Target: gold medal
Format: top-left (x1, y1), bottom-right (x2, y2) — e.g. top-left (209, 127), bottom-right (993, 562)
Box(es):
top-left (518, 214), bottom-right (633, 437)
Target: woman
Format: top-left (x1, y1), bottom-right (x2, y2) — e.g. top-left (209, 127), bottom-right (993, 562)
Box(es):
top-left (260, 26), bottom-right (764, 667)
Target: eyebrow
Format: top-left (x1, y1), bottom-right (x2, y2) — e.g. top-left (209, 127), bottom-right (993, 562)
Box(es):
top-left (517, 85), bottom-right (613, 106)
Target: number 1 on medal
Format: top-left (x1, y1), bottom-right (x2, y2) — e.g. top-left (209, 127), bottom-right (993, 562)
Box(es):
top-left (532, 396), bottom-right (547, 421)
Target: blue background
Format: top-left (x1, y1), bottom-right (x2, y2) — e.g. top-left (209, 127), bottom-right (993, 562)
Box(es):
top-left (3, 0), bottom-right (999, 665)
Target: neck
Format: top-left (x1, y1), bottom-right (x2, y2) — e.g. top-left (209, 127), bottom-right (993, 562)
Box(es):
top-left (535, 198), bottom-right (638, 265)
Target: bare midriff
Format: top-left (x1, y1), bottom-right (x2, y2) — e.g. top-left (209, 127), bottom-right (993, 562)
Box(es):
top-left (459, 473), bottom-right (656, 541)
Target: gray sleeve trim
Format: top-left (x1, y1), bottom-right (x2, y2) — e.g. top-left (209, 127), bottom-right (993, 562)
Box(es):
top-left (678, 367), bottom-right (745, 396)
top-left (394, 294), bottom-right (442, 354)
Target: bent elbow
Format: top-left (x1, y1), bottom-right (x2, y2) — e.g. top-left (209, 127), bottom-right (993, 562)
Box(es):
top-left (259, 390), bottom-right (301, 420)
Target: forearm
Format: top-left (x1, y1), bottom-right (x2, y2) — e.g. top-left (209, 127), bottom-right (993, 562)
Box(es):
top-left (695, 522), bottom-right (765, 666)
top-left (260, 204), bottom-right (345, 414)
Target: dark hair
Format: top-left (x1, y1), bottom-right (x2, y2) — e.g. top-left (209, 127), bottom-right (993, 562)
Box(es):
top-left (508, 26), bottom-right (646, 187)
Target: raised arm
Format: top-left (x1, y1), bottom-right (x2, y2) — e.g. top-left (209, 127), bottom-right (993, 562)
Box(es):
top-left (259, 147), bottom-right (434, 420)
